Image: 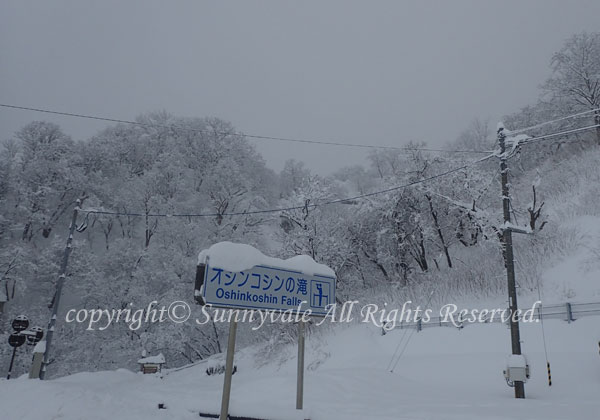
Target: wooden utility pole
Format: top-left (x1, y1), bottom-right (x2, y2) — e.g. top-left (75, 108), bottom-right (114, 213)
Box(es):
top-left (498, 125), bottom-right (525, 399)
top-left (40, 197), bottom-right (82, 379)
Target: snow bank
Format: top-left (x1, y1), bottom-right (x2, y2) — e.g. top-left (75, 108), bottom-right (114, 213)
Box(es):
top-left (2, 317), bottom-right (599, 420)
top-left (197, 241), bottom-right (335, 277)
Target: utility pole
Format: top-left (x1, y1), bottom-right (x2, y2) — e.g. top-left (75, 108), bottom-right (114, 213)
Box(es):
top-left (498, 125), bottom-right (525, 399)
top-left (40, 197), bottom-right (83, 379)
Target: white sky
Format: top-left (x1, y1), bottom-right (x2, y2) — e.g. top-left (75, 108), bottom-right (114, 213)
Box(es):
top-left (1, 0), bottom-right (599, 174)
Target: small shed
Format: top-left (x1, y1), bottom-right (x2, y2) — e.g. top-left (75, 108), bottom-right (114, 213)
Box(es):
top-left (137, 353), bottom-right (166, 374)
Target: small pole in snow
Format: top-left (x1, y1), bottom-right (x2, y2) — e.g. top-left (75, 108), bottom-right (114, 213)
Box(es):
top-left (566, 302), bottom-right (573, 323)
top-left (6, 346), bottom-right (18, 379)
top-left (219, 319), bottom-right (238, 420)
top-left (296, 319), bottom-right (306, 410)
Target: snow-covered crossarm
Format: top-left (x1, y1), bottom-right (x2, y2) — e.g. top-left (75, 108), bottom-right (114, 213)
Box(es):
top-left (502, 221), bottom-right (533, 235)
top-left (495, 123), bottom-right (532, 159)
top-left (504, 133), bottom-right (530, 151)
top-left (197, 242), bottom-right (336, 316)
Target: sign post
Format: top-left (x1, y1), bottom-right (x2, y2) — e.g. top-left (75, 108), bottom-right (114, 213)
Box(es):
top-left (219, 318), bottom-right (238, 420)
top-left (296, 320), bottom-right (305, 410)
top-left (6, 315), bottom-right (44, 380)
top-left (7, 333), bottom-right (26, 379)
top-left (196, 243), bottom-right (336, 419)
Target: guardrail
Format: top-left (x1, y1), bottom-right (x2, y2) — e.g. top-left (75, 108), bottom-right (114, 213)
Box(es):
top-left (382, 301), bottom-right (600, 335)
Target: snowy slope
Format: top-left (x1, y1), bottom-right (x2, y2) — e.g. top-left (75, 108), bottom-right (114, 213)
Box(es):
top-left (540, 216), bottom-right (600, 301)
top-left (2, 210), bottom-right (599, 419)
top-left (1, 315), bottom-right (599, 420)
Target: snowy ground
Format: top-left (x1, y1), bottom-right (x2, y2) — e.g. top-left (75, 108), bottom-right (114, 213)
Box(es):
top-left (2, 216), bottom-right (599, 420)
top-left (1, 314), bottom-right (599, 420)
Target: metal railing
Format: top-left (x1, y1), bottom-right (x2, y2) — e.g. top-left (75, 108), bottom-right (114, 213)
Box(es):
top-left (382, 301), bottom-right (600, 334)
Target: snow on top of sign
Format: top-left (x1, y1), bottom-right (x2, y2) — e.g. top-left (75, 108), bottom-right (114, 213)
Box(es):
top-left (503, 221), bottom-right (533, 234)
top-left (198, 241), bottom-right (335, 277)
top-left (137, 353), bottom-right (165, 365)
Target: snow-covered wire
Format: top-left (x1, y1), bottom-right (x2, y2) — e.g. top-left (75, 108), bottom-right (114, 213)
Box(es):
top-left (510, 108), bottom-right (600, 135)
top-left (79, 153), bottom-right (497, 219)
top-left (0, 103), bottom-right (491, 155)
top-left (519, 124), bottom-right (600, 146)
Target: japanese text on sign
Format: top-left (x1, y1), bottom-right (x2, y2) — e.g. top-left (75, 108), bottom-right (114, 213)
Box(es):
top-left (202, 264), bottom-right (336, 316)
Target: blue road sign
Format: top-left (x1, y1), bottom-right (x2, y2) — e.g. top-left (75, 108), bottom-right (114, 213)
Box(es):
top-left (201, 263), bottom-right (335, 316)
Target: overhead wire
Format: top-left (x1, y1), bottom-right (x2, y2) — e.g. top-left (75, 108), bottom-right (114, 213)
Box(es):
top-left (2, 102), bottom-right (597, 153)
top-left (4, 103), bottom-right (597, 223)
top-left (0, 103), bottom-right (491, 154)
top-left (518, 124), bottom-right (600, 146)
top-left (509, 108), bottom-right (600, 135)
top-left (79, 153), bottom-right (496, 219)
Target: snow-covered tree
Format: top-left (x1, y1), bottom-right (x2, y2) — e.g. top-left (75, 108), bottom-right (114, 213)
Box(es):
top-left (543, 31), bottom-right (600, 145)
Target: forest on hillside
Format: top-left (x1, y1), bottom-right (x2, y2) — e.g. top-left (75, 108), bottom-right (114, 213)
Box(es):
top-left (1, 32), bottom-right (599, 378)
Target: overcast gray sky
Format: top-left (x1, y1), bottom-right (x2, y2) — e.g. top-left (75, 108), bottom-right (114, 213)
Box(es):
top-left (1, 0), bottom-right (599, 174)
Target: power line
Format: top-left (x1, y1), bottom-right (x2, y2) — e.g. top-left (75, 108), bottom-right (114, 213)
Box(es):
top-left (8, 104), bottom-right (595, 219)
top-left (80, 153), bottom-right (496, 219)
top-left (518, 124), bottom-right (600, 146)
top-left (510, 108), bottom-right (600, 135)
top-left (324, 153), bottom-right (495, 202)
top-left (0, 103), bottom-right (491, 154)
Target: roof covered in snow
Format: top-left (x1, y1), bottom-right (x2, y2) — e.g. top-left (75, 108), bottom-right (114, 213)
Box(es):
top-left (137, 353), bottom-right (165, 365)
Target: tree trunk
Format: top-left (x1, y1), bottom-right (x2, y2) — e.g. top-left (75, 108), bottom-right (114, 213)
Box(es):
top-left (426, 195), bottom-right (452, 268)
top-left (416, 238), bottom-right (428, 271)
top-left (409, 232), bottom-right (428, 272)
top-left (362, 250), bottom-right (390, 282)
top-left (145, 214), bottom-right (151, 248)
top-left (211, 317), bottom-right (222, 353)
